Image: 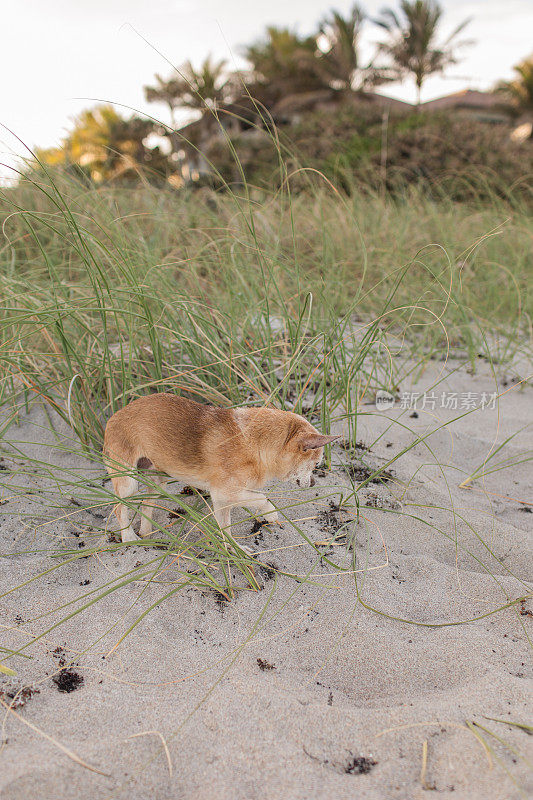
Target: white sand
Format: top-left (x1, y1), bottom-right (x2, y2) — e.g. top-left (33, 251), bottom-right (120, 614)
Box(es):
top-left (0, 355), bottom-right (532, 799)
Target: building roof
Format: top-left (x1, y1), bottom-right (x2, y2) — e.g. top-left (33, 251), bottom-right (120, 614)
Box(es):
top-left (369, 93), bottom-right (414, 111)
top-left (421, 89), bottom-right (504, 111)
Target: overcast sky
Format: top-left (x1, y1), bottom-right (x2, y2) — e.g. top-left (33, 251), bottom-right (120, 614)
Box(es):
top-left (1, 0), bottom-right (532, 177)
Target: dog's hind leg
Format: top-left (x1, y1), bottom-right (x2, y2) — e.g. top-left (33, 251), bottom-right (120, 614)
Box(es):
top-left (139, 476), bottom-right (168, 538)
top-left (111, 475), bottom-right (139, 543)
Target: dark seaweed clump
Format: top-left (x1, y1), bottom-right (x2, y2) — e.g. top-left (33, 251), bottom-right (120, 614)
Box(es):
top-left (257, 658), bottom-right (275, 671)
top-left (344, 463), bottom-right (394, 485)
top-left (344, 755), bottom-right (377, 774)
top-left (168, 506), bottom-right (186, 519)
top-left (316, 501), bottom-right (349, 533)
top-left (0, 684), bottom-right (40, 709)
top-left (53, 669), bottom-right (84, 693)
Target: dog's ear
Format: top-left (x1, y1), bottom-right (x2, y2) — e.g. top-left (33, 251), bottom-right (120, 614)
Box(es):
top-left (284, 419), bottom-right (304, 445)
top-left (301, 434), bottom-right (341, 451)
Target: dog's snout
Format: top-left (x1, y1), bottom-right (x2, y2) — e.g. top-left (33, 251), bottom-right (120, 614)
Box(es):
top-left (296, 479), bottom-right (300, 486)
top-left (310, 476), bottom-right (316, 487)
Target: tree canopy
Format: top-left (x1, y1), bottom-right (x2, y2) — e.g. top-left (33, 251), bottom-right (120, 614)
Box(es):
top-left (31, 2), bottom-right (532, 188)
top-left (35, 105), bottom-right (174, 184)
top-left (375, 0), bottom-right (471, 104)
top-left (497, 55), bottom-right (533, 116)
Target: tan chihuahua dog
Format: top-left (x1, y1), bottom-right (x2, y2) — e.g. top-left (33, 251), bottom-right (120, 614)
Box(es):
top-left (103, 393), bottom-right (339, 543)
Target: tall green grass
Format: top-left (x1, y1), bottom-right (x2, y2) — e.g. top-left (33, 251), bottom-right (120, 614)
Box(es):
top-left (1, 166), bottom-right (531, 441)
top-left (0, 158), bottom-right (531, 790)
top-left (0, 159), bottom-right (531, 685)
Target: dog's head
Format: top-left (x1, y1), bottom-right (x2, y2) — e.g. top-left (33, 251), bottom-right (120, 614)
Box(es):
top-left (278, 416), bottom-right (340, 487)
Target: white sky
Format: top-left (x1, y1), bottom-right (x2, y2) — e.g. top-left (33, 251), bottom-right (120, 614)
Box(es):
top-left (1, 0), bottom-right (532, 177)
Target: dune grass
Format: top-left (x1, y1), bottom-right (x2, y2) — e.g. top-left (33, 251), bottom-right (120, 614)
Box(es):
top-left (0, 161), bottom-right (531, 608)
top-left (1, 167), bottom-right (531, 432)
top-left (0, 160), bottom-right (531, 791)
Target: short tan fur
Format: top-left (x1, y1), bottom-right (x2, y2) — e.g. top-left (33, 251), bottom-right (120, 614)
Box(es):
top-left (103, 393), bottom-right (339, 543)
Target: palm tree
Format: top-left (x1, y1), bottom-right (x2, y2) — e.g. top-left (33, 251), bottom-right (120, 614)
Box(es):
top-left (244, 27), bottom-right (323, 103)
top-left (144, 75), bottom-right (184, 127)
top-left (317, 4), bottom-right (391, 93)
top-left (375, 0), bottom-right (471, 105)
top-left (144, 56), bottom-right (229, 123)
top-left (497, 55), bottom-right (533, 117)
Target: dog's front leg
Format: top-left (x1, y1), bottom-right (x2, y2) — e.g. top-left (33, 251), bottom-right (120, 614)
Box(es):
top-left (210, 489), bottom-right (261, 557)
top-left (212, 488), bottom-right (280, 526)
top-left (235, 489), bottom-right (281, 525)
top-left (210, 489), bottom-right (232, 534)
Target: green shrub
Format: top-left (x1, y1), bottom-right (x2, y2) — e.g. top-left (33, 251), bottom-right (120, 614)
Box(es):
top-left (275, 105), bottom-right (533, 201)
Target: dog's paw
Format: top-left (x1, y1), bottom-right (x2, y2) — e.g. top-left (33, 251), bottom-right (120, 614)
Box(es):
top-left (121, 527), bottom-right (139, 543)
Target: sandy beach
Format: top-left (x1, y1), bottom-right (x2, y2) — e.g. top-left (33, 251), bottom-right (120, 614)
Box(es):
top-left (1, 354), bottom-right (532, 800)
